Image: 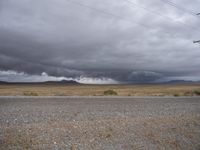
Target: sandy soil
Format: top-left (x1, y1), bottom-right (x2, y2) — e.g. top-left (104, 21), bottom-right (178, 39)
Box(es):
top-left (0, 83), bottom-right (200, 96)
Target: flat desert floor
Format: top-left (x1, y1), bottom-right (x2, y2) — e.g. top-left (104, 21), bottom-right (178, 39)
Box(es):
top-left (0, 97), bottom-right (200, 150)
top-left (0, 83), bottom-right (200, 96)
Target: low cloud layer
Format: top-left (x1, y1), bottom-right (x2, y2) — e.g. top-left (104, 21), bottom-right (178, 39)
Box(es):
top-left (0, 70), bottom-right (118, 84)
top-left (0, 0), bottom-right (200, 83)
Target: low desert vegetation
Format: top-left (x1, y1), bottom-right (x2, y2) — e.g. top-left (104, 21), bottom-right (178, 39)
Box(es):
top-left (23, 91), bottom-right (38, 96)
top-left (183, 91), bottom-right (193, 96)
top-left (0, 83), bottom-right (200, 96)
top-left (193, 90), bottom-right (200, 95)
top-left (173, 93), bottom-right (180, 97)
top-left (103, 89), bottom-right (118, 96)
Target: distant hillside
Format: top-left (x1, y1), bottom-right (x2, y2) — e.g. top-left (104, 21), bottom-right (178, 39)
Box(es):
top-left (0, 80), bottom-right (81, 85)
top-left (0, 79), bottom-right (199, 85)
top-left (0, 81), bottom-right (7, 84)
top-left (44, 80), bottom-right (80, 84)
top-left (164, 80), bottom-right (195, 84)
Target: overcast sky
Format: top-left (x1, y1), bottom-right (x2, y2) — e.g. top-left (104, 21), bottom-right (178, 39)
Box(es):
top-left (0, 0), bottom-right (200, 83)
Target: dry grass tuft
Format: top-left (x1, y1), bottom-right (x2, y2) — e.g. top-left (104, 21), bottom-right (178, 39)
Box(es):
top-left (193, 90), bottom-right (200, 95)
top-left (173, 93), bottom-right (180, 97)
top-left (103, 89), bottom-right (118, 96)
top-left (23, 91), bottom-right (38, 96)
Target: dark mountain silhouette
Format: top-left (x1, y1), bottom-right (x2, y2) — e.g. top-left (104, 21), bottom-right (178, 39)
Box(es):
top-left (164, 80), bottom-right (194, 84)
top-left (0, 80), bottom-right (199, 85)
top-left (44, 80), bottom-right (80, 84)
top-left (0, 81), bottom-right (7, 84)
top-left (0, 80), bottom-right (81, 85)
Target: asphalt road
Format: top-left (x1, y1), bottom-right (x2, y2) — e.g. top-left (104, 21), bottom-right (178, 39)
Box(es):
top-left (0, 97), bottom-right (200, 150)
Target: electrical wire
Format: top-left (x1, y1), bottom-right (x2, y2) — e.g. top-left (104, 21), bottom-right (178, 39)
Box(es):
top-left (66, 0), bottom-right (151, 30)
top-left (159, 0), bottom-right (197, 16)
top-left (65, 0), bottom-right (199, 34)
top-left (124, 0), bottom-right (199, 31)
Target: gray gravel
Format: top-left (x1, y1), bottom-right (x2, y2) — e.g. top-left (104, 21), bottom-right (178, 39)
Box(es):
top-left (0, 97), bottom-right (200, 150)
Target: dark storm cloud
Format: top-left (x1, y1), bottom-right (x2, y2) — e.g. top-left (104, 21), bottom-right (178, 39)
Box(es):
top-left (0, 0), bottom-right (200, 83)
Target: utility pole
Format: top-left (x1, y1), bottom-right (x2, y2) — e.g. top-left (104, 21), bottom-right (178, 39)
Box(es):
top-left (193, 13), bottom-right (200, 44)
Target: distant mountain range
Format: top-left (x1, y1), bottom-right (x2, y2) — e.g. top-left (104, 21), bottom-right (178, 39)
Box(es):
top-left (0, 80), bottom-right (81, 85)
top-left (0, 81), bottom-right (7, 84)
top-left (163, 80), bottom-right (195, 84)
top-left (44, 80), bottom-right (80, 84)
top-left (0, 79), bottom-right (199, 85)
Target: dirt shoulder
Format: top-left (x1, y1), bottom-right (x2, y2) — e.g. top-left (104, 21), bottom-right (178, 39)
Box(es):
top-left (0, 97), bottom-right (200, 150)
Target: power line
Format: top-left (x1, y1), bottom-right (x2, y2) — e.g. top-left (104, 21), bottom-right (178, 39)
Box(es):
top-left (65, 0), bottom-right (151, 30)
top-left (65, 0), bottom-right (200, 40)
top-left (159, 0), bottom-right (196, 15)
top-left (158, 0), bottom-right (197, 17)
top-left (124, 0), bottom-right (199, 31)
top-left (158, 1), bottom-right (200, 44)
top-left (66, 0), bottom-right (199, 45)
top-left (125, 0), bottom-right (174, 20)
top-left (157, 1), bottom-right (200, 44)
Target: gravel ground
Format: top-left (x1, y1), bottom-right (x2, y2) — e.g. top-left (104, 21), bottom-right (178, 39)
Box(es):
top-left (0, 97), bottom-right (200, 150)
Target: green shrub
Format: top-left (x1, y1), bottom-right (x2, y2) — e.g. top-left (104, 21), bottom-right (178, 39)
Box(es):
top-left (23, 91), bottom-right (38, 96)
top-left (103, 90), bottom-right (118, 96)
top-left (173, 93), bottom-right (179, 97)
top-left (193, 90), bottom-right (200, 96)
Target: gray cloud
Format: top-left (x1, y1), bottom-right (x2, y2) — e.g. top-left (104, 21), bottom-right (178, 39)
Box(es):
top-left (0, 0), bottom-right (200, 83)
top-left (0, 70), bottom-right (117, 84)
